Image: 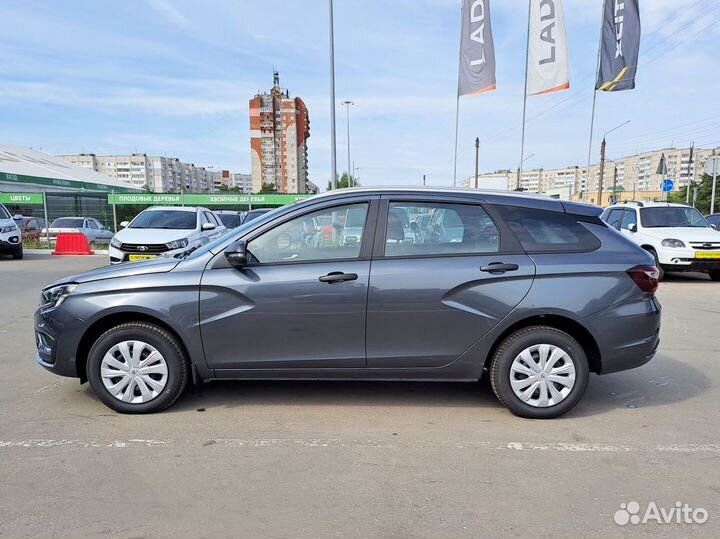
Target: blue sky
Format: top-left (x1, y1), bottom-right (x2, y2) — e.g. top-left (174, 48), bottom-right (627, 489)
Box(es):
top-left (0, 0), bottom-right (718, 189)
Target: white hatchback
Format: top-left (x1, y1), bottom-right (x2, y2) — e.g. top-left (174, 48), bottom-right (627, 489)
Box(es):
top-left (0, 203), bottom-right (22, 259)
top-left (601, 201), bottom-right (720, 280)
top-left (109, 206), bottom-right (226, 264)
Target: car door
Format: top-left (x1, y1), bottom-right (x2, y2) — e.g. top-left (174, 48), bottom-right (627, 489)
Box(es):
top-left (366, 196), bottom-right (536, 368)
top-left (199, 197), bottom-right (379, 370)
top-left (84, 218), bottom-right (98, 243)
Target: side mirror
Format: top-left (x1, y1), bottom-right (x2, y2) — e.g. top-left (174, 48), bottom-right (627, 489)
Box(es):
top-left (202, 222), bottom-right (216, 231)
top-left (120, 221), bottom-right (129, 228)
top-left (13, 214), bottom-right (22, 221)
top-left (711, 224), bottom-right (718, 230)
top-left (224, 240), bottom-right (247, 267)
top-left (628, 223), bottom-right (637, 232)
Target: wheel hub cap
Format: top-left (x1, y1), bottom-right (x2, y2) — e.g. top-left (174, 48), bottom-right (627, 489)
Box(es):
top-left (509, 344), bottom-right (576, 408)
top-left (100, 340), bottom-right (168, 404)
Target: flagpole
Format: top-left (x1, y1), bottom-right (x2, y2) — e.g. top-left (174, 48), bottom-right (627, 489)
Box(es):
top-left (453, 3), bottom-right (464, 187)
top-left (518, 0), bottom-right (532, 188)
top-left (586, 0), bottom-right (606, 202)
top-left (453, 96), bottom-right (460, 186)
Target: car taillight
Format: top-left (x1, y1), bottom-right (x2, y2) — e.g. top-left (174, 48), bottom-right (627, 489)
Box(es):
top-left (627, 265), bottom-right (659, 294)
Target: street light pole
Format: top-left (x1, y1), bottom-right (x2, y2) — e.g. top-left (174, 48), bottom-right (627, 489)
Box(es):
top-left (329, 0), bottom-right (338, 190)
top-left (474, 137), bottom-right (480, 189)
top-left (597, 120), bottom-right (630, 206)
top-left (343, 100), bottom-right (353, 188)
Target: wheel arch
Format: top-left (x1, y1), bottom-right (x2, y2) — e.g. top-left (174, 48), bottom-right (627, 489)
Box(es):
top-left (483, 314), bottom-right (601, 374)
top-left (75, 312), bottom-right (197, 384)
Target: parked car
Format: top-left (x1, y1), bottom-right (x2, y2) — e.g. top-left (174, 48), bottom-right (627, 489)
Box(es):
top-left (0, 203), bottom-right (22, 259)
top-left (35, 188), bottom-right (661, 418)
top-left (215, 210), bottom-right (245, 229)
top-left (42, 217), bottom-right (114, 247)
top-left (109, 206), bottom-right (226, 264)
top-left (601, 201), bottom-right (720, 280)
top-left (16, 216), bottom-right (48, 241)
top-left (242, 208), bottom-right (272, 224)
top-left (706, 213), bottom-right (720, 230)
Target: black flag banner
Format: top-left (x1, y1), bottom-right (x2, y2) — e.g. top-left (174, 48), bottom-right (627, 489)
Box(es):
top-left (596, 0), bottom-right (641, 92)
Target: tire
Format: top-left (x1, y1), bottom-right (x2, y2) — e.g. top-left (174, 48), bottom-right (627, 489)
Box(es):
top-left (489, 326), bottom-right (589, 419)
top-left (87, 322), bottom-right (189, 414)
top-left (709, 271), bottom-right (720, 282)
top-left (12, 245), bottom-right (23, 259)
top-left (647, 249), bottom-right (665, 280)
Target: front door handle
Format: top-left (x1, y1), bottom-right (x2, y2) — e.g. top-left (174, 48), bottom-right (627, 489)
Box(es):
top-left (319, 272), bottom-right (358, 283)
top-left (480, 262), bottom-right (520, 274)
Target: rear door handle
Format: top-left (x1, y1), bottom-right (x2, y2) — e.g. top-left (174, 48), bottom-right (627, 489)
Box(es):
top-left (319, 272), bottom-right (358, 283)
top-left (480, 262), bottom-right (520, 274)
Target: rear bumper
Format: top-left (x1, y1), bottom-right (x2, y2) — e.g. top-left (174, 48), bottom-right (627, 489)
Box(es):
top-left (584, 294), bottom-right (662, 375)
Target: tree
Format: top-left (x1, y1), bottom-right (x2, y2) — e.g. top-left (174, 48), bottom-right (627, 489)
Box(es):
top-left (326, 173), bottom-right (358, 191)
top-left (668, 174), bottom-right (718, 215)
top-left (259, 182), bottom-right (278, 194)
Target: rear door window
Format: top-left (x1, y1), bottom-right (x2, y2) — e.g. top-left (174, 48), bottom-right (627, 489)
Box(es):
top-left (493, 206), bottom-right (600, 253)
top-left (620, 209), bottom-right (637, 230)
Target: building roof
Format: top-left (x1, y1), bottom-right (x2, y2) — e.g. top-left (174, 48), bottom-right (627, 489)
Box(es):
top-left (0, 144), bottom-right (141, 193)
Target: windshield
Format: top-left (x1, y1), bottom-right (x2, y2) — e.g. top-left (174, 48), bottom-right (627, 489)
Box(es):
top-left (244, 209), bottom-right (272, 223)
top-left (129, 210), bottom-right (197, 230)
top-left (51, 218), bottom-right (84, 228)
top-left (185, 205), bottom-right (288, 259)
top-left (0, 205), bottom-right (10, 220)
top-left (640, 207), bottom-right (709, 228)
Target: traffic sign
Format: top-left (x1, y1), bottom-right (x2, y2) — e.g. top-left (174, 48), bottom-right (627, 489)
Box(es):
top-left (704, 156), bottom-right (720, 175)
top-left (662, 179), bottom-right (674, 193)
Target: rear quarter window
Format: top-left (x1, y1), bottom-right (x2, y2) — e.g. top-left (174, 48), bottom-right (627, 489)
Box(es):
top-left (493, 206), bottom-right (601, 253)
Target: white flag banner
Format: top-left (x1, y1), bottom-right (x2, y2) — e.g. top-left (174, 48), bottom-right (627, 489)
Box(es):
top-left (527, 0), bottom-right (570, 96)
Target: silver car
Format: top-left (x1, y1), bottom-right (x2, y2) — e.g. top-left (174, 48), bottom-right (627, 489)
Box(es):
top-left (42, 217), bottom-right (114, 247)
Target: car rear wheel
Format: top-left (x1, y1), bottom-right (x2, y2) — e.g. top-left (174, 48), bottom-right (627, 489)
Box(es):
top-left (87, 322), bottom-right (188, 414)
top-left (12, 245), bottom-right (23, 259)
top-left (489, 326), bottom-right (589, 419)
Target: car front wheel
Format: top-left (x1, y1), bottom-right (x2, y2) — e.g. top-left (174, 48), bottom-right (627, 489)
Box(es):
top-left (87, 322), bottom-right (189, 414)
top-left (490, 326), bottom-right (589, 419)
top-left (709, 271), bottom-right (720, 282)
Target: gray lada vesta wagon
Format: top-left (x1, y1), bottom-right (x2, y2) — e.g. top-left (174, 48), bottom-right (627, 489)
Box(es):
top-left (35, 188), bottom-right (661, 418)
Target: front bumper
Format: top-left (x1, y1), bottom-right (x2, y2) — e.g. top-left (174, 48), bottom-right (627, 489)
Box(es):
top-left (0, 236), bottom-right (21, 253)
top-left (34, 305), bottom-right (87, 379)
top-left (656, 247), bottom-right (720, 271)
top-left (109, 244), bottom-right (187, 264)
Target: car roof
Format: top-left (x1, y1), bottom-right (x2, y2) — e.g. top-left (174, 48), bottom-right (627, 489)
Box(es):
top-left (611, 201), bottom-right (692, 209)
top-left (304, 187), bottom-right (601, 216)
top-left (143, 206), bottom-right (206, 212)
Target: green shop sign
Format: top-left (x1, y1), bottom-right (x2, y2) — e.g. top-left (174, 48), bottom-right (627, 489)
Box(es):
top-left (0, 192), bottom-right (45, 205)
top-left (1, 172), bottom-right (139, 193)
top-left (107, 193), bottom-right (314, 206)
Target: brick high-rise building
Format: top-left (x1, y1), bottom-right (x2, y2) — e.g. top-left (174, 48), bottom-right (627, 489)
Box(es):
top-left (249, 71), bottom-right (311, 194)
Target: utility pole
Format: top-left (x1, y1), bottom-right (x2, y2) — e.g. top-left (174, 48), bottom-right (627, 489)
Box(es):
top-left (597, 137), bottom-right (606, 207)
top-left (342, 100), bottom-right (353, 188)
top-left (329, 0), bottom-right (338, 190)
top-left (612, 164), bottom-right (618, 204)
top-left (474, 137), bottom-right (480, 189)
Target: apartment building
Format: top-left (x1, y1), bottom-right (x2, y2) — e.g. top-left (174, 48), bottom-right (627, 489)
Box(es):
top-left (249, 71), bottom-right (311, 194)
top-left (212, 170), bottom-right (253, 193)
top-left (60, 153), bottom-right (213, 193)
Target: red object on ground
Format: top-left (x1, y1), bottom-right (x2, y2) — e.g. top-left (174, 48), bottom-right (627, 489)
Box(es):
top-left (52, 233), bottom-right (94, 255)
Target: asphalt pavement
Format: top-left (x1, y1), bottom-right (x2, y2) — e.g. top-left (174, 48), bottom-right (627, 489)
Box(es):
top-left (1, 254), bottom-right (718, 538)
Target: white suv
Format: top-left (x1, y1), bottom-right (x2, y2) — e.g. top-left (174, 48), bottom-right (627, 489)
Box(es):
top-left (0, 203), bottom-right (22, 259)
top-left (601, 201), bottom-right (720, 280)
top-left (109, 206), bottom-right (226, 264)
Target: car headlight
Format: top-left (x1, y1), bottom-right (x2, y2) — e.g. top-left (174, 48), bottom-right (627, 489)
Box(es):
top-left (1, 224), bottom-right (17, 234)
top-left (661, 238), bottom-right (685, 248)
top-left (166, 238), bottom-right (189, 250)
top-left (110, 237), bottom-right (122, 249)
top-left (40, 284), bottom-right (77, 310)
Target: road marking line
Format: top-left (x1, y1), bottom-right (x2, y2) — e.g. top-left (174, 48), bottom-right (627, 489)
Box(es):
top-left (0, 439), bottom-right (718, 453)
